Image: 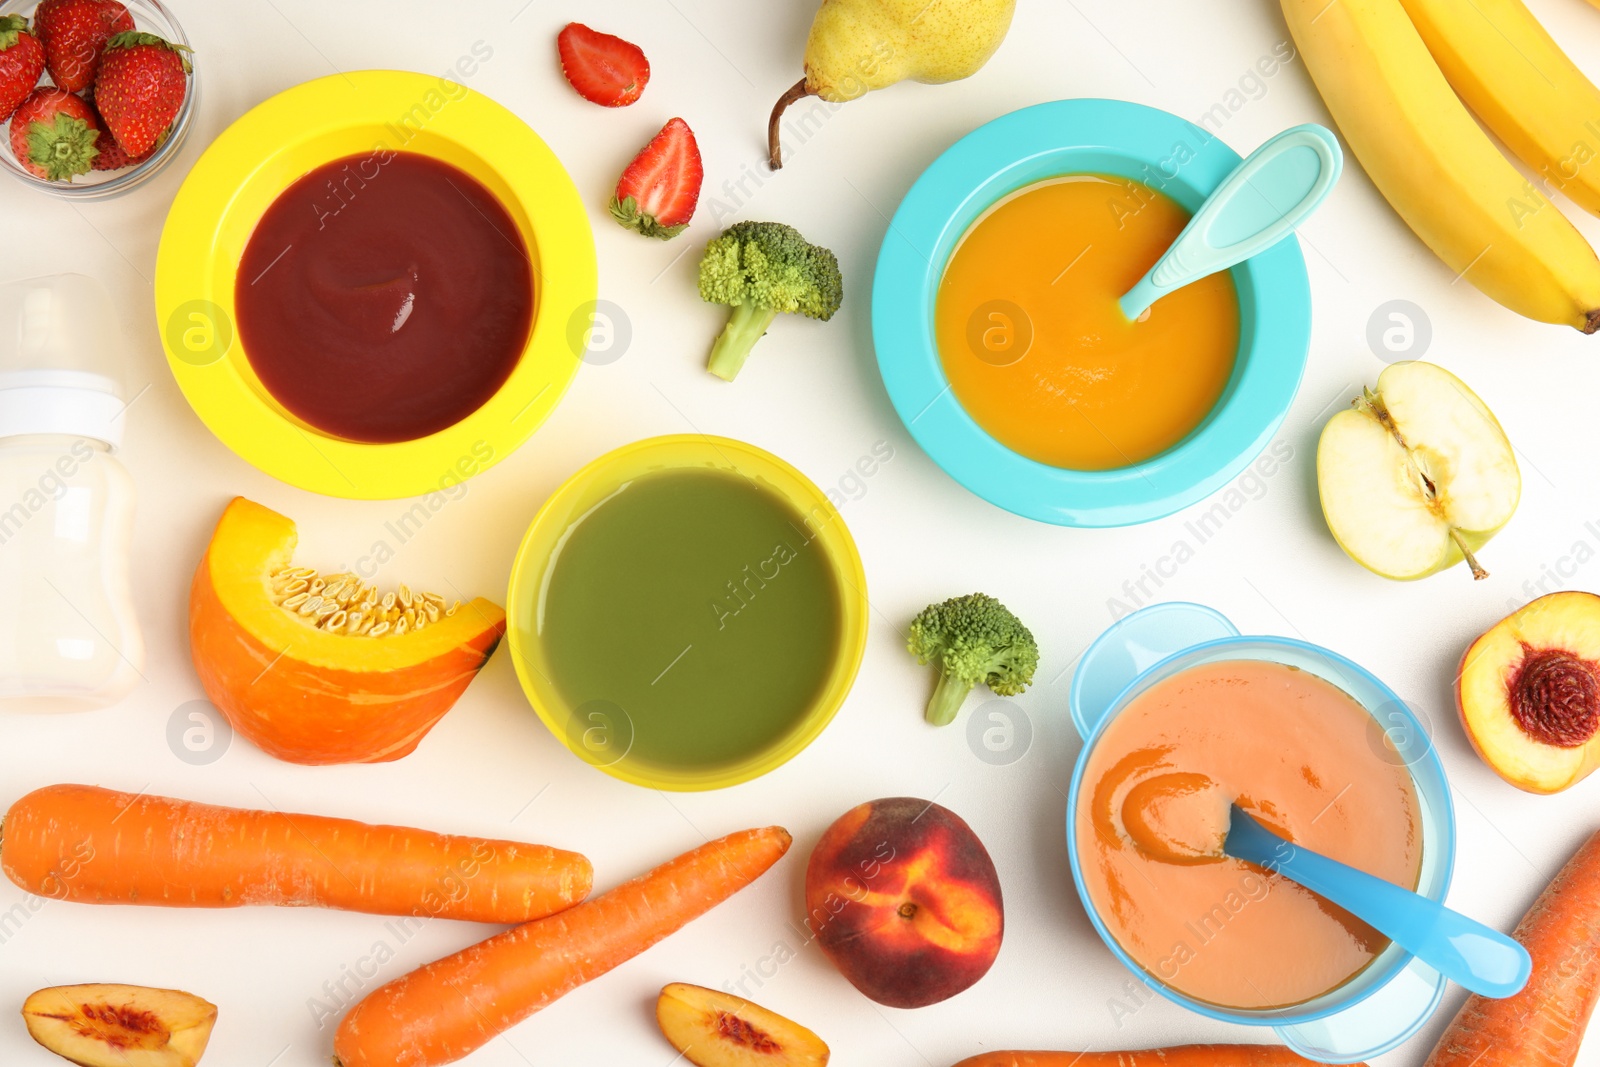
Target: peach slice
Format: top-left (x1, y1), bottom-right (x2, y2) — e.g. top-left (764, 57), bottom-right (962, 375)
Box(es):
top-left (1458, 591), bottom-right (1600, 793)
top-left (656, 983), bottom-right (829, 1067)
top-left (22, 984), bottom-right (218, 1067)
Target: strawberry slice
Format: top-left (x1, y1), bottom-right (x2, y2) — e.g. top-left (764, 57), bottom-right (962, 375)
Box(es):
top-left (609, 117), bottom-right (702, 240)
top-left (557, 22), bottom-right (648, 107)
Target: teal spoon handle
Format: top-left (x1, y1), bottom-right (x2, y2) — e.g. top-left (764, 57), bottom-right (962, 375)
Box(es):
top-left (1225, 805), bottom-right (1531, 999)
top-left (1119, 124), bottom-right (1342, 320)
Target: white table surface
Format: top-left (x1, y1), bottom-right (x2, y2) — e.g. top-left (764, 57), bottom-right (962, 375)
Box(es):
top-left (5, 0), bottom-right (1600, 1064)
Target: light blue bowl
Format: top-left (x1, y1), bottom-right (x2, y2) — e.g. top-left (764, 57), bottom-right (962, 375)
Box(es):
top-left (1065, 603), bottom-right (1455, 1063)
top-left (871, 99), bottom-right (1312, 527)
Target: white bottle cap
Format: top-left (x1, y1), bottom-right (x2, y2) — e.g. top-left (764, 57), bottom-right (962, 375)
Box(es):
top-left (0, 274), bottom-right (126, 450)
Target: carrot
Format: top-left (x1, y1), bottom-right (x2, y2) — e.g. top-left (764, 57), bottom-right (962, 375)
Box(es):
top-left (951, 1049), bottom-right (1355, 1067)
top-left (0, 784), bottom-right (592, 924)
top-left (332, 825), bottom-right (792, 1067)
top-left (1424, 829), bottom-right (1600, 1067)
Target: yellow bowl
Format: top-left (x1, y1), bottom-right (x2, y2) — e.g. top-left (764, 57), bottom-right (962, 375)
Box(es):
top-left (154, 71), bottom-right (596, 499)
top-left (506, 435), bottom-right (870, 791)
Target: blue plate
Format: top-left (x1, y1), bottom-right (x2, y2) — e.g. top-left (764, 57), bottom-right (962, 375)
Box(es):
top-left (871, 99), bottom-right (1312, 527)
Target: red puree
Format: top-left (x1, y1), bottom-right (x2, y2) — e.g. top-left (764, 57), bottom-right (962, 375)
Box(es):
top-left (235, 152), bottom-right (534, 443)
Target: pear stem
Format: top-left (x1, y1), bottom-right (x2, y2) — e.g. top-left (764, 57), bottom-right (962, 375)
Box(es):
top-left (769, 77), bottom-right (814, 170)
top-left (1449, 528), bottom-right (1489, 580)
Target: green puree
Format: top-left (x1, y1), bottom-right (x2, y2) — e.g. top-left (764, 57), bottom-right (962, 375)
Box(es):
top-left (539, 468), bottom-right (842, 771)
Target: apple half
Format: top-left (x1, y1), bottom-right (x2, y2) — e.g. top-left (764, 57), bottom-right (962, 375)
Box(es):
top-left (1317, 361), bottom-right (1519, 581)
top-left (1458, 592), bottom-right (1600, 794)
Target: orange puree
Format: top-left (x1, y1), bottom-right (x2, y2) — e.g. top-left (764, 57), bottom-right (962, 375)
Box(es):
top-left (1075, 660), bottom-right (1422, 1010)
top-left (935, 176), bottom-right (1239, 470)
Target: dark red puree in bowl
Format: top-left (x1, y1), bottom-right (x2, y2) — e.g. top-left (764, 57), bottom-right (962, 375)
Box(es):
top-left (235, 152), bottom-right (534, 443)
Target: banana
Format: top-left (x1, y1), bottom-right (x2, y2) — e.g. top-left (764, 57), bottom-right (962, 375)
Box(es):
top-left (1280, 0), bottom-right (1600, 332)
top-left (1400, 0), bottom-right (1600, 220)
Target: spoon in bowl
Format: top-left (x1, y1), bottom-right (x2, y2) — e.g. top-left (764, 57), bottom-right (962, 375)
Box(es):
top-left (1225, 803), bottom-right (1531, 999)
top-left (1118, 124), bottom-right (1343, 321)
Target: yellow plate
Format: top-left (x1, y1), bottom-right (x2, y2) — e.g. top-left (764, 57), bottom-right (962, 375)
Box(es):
top-left (155, 70), bottom-right (596, 499)
top-left (506, 435), bottom-right (871, 791)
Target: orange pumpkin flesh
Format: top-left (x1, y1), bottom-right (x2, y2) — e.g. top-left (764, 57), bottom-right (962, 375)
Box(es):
top-left (189, 497), bottom-right (506, 765)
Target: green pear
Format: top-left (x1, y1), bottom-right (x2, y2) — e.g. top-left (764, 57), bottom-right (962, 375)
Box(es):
top-left (769, 0), bottom-right (1017, 168)
top-left (1316, 360), bottom-right (1520, 581)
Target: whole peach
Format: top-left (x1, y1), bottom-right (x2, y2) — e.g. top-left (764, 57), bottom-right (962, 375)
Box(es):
top-left (804, 797), bottom-right (1003, 1008)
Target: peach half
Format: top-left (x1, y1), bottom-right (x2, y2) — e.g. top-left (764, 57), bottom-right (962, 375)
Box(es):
top-left (1458, 591), bottom-right (1600, 794)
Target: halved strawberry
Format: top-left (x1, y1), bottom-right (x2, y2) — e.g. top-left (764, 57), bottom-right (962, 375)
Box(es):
top-left (8, 86), bottom-right (99, 179)
top-left (609, 117), bottom-right (702, 240)
top-left (32, 0), bottom-right (132, 93)
top-left (0, 15), bottom-right (45, 125)
top-left (557, 22), bottom-right (648, 107)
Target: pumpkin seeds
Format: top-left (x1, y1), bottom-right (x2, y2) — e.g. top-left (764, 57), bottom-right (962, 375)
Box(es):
top-left (268, 565), bottom-right (452, 638)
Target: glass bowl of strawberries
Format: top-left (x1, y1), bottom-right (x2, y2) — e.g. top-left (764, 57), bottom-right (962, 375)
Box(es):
top-left (0, 0), bottom-right (195, 198)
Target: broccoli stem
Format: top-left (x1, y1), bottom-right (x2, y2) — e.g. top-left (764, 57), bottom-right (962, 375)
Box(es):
top-left (707, 303), bottom-right (780, 382)
top-left (926, 667), bottom-right (976, 727)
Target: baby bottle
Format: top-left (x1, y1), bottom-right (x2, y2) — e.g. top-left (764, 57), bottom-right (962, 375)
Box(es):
top-left (0, 274), bottom-right (143, 710)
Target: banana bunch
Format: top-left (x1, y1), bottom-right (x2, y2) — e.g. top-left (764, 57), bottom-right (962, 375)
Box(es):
top-left (1282, 0), bottom-right (1600, 331)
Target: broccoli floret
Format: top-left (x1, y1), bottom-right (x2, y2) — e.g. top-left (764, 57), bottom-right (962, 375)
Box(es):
top-left (697, 221), bottom-right (843, 382)
top-left (907, 593), bottom-right (1039, 727)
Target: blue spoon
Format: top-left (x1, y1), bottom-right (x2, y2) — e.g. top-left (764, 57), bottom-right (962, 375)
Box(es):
top-left (1118, 124), bottom-right (1343, 320)
top-left (1225, 805), bottom-right (1531, 999)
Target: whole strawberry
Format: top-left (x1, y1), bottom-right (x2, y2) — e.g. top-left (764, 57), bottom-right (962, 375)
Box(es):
top-left (94, 31), bottom-right (190, 157)
top-left (33, 0), bottom-right (132, 93)
top-left (89, 116), bottom-right (146, 170)
top-left (8, 86), bottom-right (99, 180)
top-left (0, 15), bottom-right (45, 124)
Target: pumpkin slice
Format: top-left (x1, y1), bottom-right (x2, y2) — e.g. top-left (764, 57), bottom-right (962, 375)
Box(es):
top-left (189, 497), bottom-right (505, 765)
